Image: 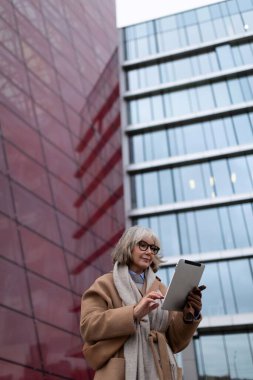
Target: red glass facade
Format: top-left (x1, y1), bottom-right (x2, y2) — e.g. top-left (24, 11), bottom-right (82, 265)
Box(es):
top-left (0, 1), bottom-right (124, 379)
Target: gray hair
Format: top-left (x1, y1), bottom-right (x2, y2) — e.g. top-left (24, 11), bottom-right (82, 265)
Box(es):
top-left (111, 225), bottom-right (163, 272)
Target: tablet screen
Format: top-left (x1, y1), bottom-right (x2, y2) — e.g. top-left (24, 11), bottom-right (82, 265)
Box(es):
top-left (162, 259), bottom-right (205, 311)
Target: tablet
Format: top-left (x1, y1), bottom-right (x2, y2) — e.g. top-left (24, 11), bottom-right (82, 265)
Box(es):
top-left (161, 259), bottom-right (205, 311)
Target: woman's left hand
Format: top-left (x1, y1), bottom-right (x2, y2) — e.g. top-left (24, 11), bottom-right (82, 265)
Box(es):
top-left (183, 286), bottom-right (202, 322)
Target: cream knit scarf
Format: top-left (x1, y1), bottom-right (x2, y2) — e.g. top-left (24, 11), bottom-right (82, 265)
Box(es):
top-left (113, 262), bottom-right (178, 380)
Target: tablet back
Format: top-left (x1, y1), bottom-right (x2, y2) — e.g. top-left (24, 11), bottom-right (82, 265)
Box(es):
top-left (162, 259), bottom-right (205, 311)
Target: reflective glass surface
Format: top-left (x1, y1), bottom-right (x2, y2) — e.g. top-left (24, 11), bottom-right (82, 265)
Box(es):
top-left (195, 332), bottom-right (253, 379)
top-left (0, 1), bottom-right (121, 378)
top-left (126, 40), bottom-right (253, 91)
top-left (135, 203), bottom-right (253, 256)
top-left (128, 75), bottom-right (253, 125)
top-left (124, 2), bottom-right (253, 61)
top-left (130, 112), bottom-right (253, 163)
top-left (131, 155), bottom-right (253, 207)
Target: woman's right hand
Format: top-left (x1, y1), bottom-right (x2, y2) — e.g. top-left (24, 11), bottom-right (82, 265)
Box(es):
top-left (133, 291), bottom-right (164, 322)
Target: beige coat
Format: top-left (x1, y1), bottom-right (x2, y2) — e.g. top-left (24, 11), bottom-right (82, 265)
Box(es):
top-left (80, 272), bottom-right (201, 380)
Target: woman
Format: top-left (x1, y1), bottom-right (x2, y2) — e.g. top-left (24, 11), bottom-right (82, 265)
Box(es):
top-left (80, 226), bottom-right (203, 380)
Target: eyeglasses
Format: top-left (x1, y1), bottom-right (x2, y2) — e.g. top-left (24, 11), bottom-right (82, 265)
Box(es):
top-left (137, 240), bottom-right (160, 255)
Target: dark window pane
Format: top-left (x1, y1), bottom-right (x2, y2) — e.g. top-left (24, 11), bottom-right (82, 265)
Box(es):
top-left (199, 21), bottom-right (216, 42)
top-left (229, 156), bottom-right (253, 194)
top-left (152, 130), bottom-right (169, 160)
top-left (159, 214), bottom-right (180, 256)
top-left (197, 85), bottom-right (215, 111)
top-left (225, 333), bottom-right (253, 379)
top-left (183, 123), bottom-right (206, 154)
top-left (211, 159), bottom-right (233, 196)
top-left (229, 259), bottom-right (253, 313)
top-left (212, 119), bottom-right (229, 148)
top-left (151, 95), bottom-right (164, 120)
top-left (216, 44), bottom-right (234, 69)
top-left (143, 172), bottom-right (159, 206)
top-left (213, 82), bottom-right (231, 107)
top-left (187, 25), bottom-right (201, 45)
top-left (186, 212), bottom-right (200, 253)
top-left (219, 207), bottom-right (235, 249)
top-left (180, 164), bottom-right (205, 201)
top-left (196, 208), bottom-right (224, 252)
top-left (146, 65), bottom-right (160, 87)
top-left (219, 261), bottom-right (236, 314)
top-left (228, 78), bottom-right (244, 104)
top-left (201, 262), bottom-right (225, 315)
top-left (229, 205), bottom-right (250, 248)
top-left (200, 335), bottom-right (228, 377)
top-left (233, 114), bottom-right (253, 144)
top-left (131, 135), bottom-right (144, 162)
top-left (143, 133), bottom-right (153, 161)
top-left (127, 70), bottom-right (139, 90)
top-left (159, 169), bottom-right (174, 204)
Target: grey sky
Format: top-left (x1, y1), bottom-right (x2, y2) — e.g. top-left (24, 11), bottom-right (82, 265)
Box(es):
top-left (116, 0), bottom-right (224, 27)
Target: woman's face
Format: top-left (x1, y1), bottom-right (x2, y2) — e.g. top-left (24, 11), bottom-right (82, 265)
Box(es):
top-left (129, 235), bottom-right (157, 274)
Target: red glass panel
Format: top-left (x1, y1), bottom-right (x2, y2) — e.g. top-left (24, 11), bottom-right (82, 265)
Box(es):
top-left (0, 17), bottom-right (23, 59)
top-left (57, 212), bottom-right (78, 253)
top-left (22, 41), bottom-right (58, 91)
top-left (66, 253), bottom-right (103, 294)
top-left (28, 273), bottom-right (78, 332)
top-left (0, 214), bottom-right (22, 264)
top-left (20, 227), bottom-right (69, 287)
top-left (64, 104), bottom-right (82, 136)
top-left (46, 22), bottom-right (76, 66)
top-left (42, 140), bottom-right (79, 191)
top-left (37, 322), bottom-right (87, 379)
top-left (13, 0), bottom-right (46, 36)
top-left (0, 105), bottom-right (44, 163)
top-left (0, 0), bottom-right (16, 29)
top-left (0, 361), bottom-right (43, 380)
top-left (0, 172), bottom-right (14, 217)
top-left (51, 48), bottom-right (82, 92)
top-left (0, 307), bottom-right (41, 368)
top-left (29, 72), bottom-right (66, 125)
top-left (16, 11), bottom-right (52, 63)
top-left (58, 75), bottom-right (84, 112)
top-left (0, 44), bottom-right (30, 94)
top-left (0, 258), bottom-right (32, 315)
top-left (13, 183), bottom-right (61, 244)
top-left (35, 105), bottom-right (74, 156)
top-left (50, 176), bottom-right (77, 220)
top-left (6, 142), bottom-right (52, 203)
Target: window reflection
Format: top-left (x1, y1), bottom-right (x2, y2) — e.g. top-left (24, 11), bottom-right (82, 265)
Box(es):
top-left (127, 40), bottom-right (253, 91)
top-left (124, 2), bottom-right (253, 61)
top-left (135, 203), bottom-right (253, 255)
top-left (129, 112), bottom-right (253, 164)
top-left (128, 75), bottom-right (253, 125)
top-left (131, 155), bottom-right (253, 208)
top-left (195, 332), bottom-right (253, 380)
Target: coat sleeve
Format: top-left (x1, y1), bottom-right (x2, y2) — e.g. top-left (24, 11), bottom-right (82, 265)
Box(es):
top-left (166, 311), bottom-right (201, 353)
top-left (80, 276), bottom-right (136, 343)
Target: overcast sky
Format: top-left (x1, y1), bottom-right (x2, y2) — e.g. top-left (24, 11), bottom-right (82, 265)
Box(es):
top-left (116, 0), bottom-right (224, 27)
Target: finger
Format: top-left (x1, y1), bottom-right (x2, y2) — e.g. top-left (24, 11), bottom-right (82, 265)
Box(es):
top-left (147, 292), bottom-right (164, 300)
top-left (188, 294), bottom-right (201, 302)
top-left (149, 302), bottom-right (159, 310)
top-left (188, 300), bottom-right (202, 307)
top-left (189, 290), bottom-right (202, 299)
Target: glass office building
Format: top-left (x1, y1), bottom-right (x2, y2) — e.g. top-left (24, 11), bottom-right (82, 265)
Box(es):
top-left (119, 0), bottom-right (253, 379)
top-left (0, 1), bottom-right (122, 379)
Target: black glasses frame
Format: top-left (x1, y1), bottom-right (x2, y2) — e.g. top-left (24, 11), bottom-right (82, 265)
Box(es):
top-left (137, 240), bottom-right (160, 255)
